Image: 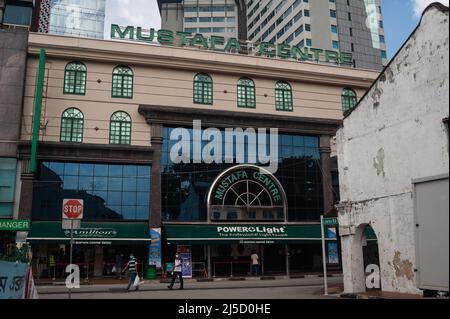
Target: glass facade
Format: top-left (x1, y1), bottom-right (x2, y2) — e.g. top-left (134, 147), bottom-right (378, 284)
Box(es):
top-left (161, 127), bottom-right (323, 222)
top-left (32, 162), bottom-right (151, 221)
top-left (0, 158), bottom-right (17, 217)
top-left (49, 0), bottom-right (106, 39)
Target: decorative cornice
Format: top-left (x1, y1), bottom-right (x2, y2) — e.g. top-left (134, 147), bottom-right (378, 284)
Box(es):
top-left (27, 33), bottom-right (379, 88)
top-left (138, 104), bottom-right (342, 136)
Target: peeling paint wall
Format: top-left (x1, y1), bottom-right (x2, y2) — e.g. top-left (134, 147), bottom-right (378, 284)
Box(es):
top-left (336, 6), bottom-right (449, 295)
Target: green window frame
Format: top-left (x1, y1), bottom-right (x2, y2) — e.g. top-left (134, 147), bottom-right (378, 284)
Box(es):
top-left (342, 88), bottom-right (358, 112)
top-left (237, 77), bottom-right (256, 108)
top-left (109, 111), bottom-right (132, 145)
top-left (193, 73), bottom-right (213, 105)
top-left (275, 81), bottom-right (293, 111)
top-left (112, 66), bottom-right (133, 98)
top-left (64, 62), bottom-right (87, 95)
top-left (60, 108), bottom-right (84, 143)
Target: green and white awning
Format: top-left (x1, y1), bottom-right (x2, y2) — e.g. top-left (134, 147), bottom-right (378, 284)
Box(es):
top-left (165, 224), bottom-right (337, 244)
top-left (27, 221), bottom-right (151, 245)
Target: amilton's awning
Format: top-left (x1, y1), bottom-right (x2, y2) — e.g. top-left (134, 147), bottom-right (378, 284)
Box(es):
top-left (27, 221), bottom-right (151, 245)
top-left (165, 224), bottom-right (337, 245)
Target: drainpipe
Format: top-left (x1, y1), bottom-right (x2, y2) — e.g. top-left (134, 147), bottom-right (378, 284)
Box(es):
top-left (30, 48), bottom-right (46, 173)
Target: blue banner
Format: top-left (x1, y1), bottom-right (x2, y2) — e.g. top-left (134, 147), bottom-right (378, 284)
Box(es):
top-left (177, 245), bottom-right (192, 278)
top-left (148, 228), bottom-right (162, 268)
top-left (0, 261), bottom-right (28, 299)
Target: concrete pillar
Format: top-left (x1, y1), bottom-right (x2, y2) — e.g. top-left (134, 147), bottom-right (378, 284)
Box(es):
top-left (207, 245), bottom-right (212, 278)
top-left (319, 136), bottom-right (333, 214)
top-left (17, 159), bottom-right (34, 220)
top-left (150, 124), bottom-right (163, 228)
top-left (93, 245), bottom-right (103, 277)
top-left (285, 244), bottom-right (290, 276)
top-left (340, 230), bottom-right (366, 293)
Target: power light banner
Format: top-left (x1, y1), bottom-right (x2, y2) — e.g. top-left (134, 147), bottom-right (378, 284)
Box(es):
top-left (149, 228), bottom-right (162, 268)
top-left (177, 245), bottom-right (193, 278)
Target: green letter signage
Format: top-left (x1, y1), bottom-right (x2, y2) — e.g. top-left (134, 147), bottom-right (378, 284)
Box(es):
top-left (210, 35), bottom-right (225, 50)
top-left (258, 42), bottom-right (276, 57)
top-left (0, 219), bottom-right (31, 231)
top-left (340, 52), bottom-right (353, 66)
top-left (224, 38), bottom-right (241, 52)
top-left (277, 43), bottom-right (291, 59)
top-left (111, 24), bottom-right (135, 39)
top-left (137, 27), bottom-right (155, 42)
top-left (157, 29), bottom-right (174, 45)
top-left (291, 46), bottom-right (310, 61)
top-left (176, 31), bottom-right (192, 46)
top-left (190, 34), bottom-right (209, 49)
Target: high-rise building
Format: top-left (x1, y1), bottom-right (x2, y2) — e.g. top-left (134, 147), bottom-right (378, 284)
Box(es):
top-left (32, 0), bottom-right (106, 39)
top-left (246, 0), bottom-right (387, 70)
top-left (158, 0), bottom-right (241, 39)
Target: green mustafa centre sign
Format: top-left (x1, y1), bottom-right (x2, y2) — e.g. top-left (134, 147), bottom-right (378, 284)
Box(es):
top-left (111, 24), bottom-right (353, 66)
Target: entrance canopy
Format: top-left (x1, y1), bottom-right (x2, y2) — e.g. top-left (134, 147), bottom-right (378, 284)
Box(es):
top-left (165, 224), bottom-right (337, 245)
top-left (27, 221), bottom-right (151, 245)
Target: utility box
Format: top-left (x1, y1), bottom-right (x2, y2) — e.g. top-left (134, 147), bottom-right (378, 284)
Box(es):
top-left (414, 175), bottom-right (449, 292)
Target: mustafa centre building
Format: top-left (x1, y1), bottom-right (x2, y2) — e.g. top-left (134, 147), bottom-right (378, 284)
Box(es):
top-left (18, 24), bottom-right (379, 279)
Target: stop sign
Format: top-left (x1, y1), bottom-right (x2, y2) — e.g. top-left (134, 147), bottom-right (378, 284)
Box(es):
top-left (62, 199), bottom-right (84, 219)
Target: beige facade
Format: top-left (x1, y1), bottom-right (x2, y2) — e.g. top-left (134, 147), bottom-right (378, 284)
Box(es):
top-left (22, 33), bottom-right (379, 147)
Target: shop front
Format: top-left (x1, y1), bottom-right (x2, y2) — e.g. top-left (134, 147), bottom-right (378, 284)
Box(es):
top-left (164, 224), bottom-right (335, 277)
top-left (27, 221), bottom-right (151, 280)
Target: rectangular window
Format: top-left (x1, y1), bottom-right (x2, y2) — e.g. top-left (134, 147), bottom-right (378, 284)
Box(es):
top-left (3, 2), bottom-right (33, 26)
top-left (0, 158), bottom-right (17, 217)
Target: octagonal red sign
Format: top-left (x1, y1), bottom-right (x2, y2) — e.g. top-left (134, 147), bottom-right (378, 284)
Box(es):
top-left (62, 199), bottom-right (84, 219)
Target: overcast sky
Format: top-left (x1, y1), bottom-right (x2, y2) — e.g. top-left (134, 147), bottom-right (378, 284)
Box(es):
top-left (104, 0), bottom-right (161, 39)
top-left (103, 0), bottom-right (449, 58)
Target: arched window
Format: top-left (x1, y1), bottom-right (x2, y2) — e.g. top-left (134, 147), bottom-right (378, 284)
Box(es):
top-left (60, 108), bottom-right (84, 143)
top-left (64, 62), bottom-right (87, 95)
top-left (193, 73), bottom-right (213, 105)
top-left (275, 81), bottom-right (293, 111)
top-left (237, 77), bottom-right (256, 108)
top-left (110, 111), bottom-right (132, 145)
top-left (342, 88), bottom-right (358, 112)
top-left (112, 66), bottom-right (133, 98)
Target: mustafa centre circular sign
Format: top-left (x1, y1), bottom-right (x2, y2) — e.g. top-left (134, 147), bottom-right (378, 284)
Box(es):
top-left (207, 165), bottom-right (288, 221)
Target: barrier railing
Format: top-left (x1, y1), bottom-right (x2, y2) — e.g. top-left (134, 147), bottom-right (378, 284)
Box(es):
top-left (213, 260), bottom-right (252, 277)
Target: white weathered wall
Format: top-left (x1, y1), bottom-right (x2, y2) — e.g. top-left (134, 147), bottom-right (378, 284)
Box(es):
top-left (336, 6), bottom-right (449, 294)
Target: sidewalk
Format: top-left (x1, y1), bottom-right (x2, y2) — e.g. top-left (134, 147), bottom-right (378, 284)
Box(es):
top-left (35, 272), bottom-right (343, 286)
top-left (36, 276), bottom-right (343, 295)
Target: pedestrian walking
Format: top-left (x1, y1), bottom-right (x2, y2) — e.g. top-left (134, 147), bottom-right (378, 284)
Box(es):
top-left (250, 250), bottom-right (260, 276)
top-left (48, 254), bottom-right (56, 280)
top-left (122, 253), bottom-right (139, 291)
top-left (168, 252), bottom-right (184, 290)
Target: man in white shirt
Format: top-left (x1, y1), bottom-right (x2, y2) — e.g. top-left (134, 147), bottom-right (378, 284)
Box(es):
top-left (168, 252), bottom-right (184, 290)
top-left (251, 250), bottom-right (260, 276)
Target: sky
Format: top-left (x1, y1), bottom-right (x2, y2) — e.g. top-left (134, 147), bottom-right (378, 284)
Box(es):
top-left (104, 0), bottom-right (449, 60)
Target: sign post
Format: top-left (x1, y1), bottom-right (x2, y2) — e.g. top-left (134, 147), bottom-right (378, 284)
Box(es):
top-left (320, 215), bottom-right (328, 296)
top-left (62, 199), bottom-right (83, 300)
top-left (321, 217), bottom-right (339, 296)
